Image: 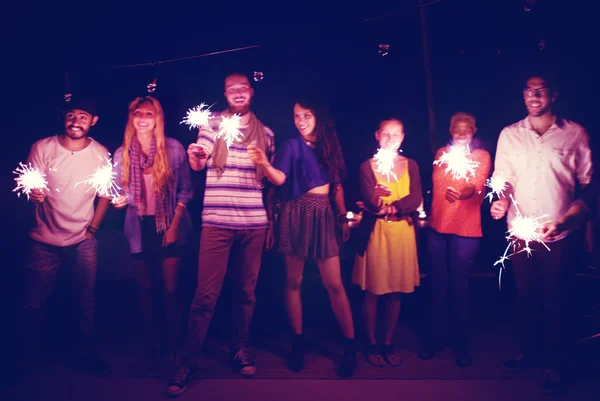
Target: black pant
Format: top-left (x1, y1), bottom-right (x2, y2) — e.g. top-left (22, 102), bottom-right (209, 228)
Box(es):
top-left (510, 236), bottom-right (575, 369)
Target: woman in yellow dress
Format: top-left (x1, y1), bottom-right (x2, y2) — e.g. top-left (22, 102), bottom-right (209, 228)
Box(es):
top-left (353, 118), bottom-right (422, 367)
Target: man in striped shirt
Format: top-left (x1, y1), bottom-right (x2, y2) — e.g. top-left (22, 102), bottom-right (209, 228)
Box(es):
top-left (167, 73), bottom-right (275, 397)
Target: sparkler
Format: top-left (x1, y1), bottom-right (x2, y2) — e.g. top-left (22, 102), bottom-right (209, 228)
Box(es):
top-left (433, 144), bottom-right (480, 182)
top-left (485, 174), bottom-right (508, 203)
top-left (180, 103), bottom-right (212, 130)
top-left (216, 114), bottom-right (244, 148)
top-left (13, 162), bottom-right (49, 199)
top-left (494, 194), bottom-right (551, 289)
top-left (75, 156), bottom-right (121, 199)
top-left (373, 147), bottom-right (398, 182)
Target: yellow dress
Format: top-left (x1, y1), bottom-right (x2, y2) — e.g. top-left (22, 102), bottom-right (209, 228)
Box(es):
top-left (352, 166), bottom-right (420, 295)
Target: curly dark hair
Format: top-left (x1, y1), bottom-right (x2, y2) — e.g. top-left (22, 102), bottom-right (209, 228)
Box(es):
top-left (295, 96), bottom-right (346, 187)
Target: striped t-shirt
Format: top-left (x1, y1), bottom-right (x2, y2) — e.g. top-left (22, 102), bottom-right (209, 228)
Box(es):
top-left (198, 114), bottom-right (275, 230)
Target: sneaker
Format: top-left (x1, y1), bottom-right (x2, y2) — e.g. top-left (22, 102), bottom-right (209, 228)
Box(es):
top-left (502, 353), bottom-right (532, 373)
top-left (76, 353), bottom-right (110, 377)
top-left (455, 349), bottom-right (472, 368)
top-left (232, 349), bottom-right (256, 376)
top-left (382, 344), bottom-right (402, 367)
top-left (288, 335), bottom-right (305, 372)
top-left (167, 364), bottom-right (196, 397)
top-left (365, 344), bottom-right (385, 367)
top-left (543, 369), bottom-right (566, 395)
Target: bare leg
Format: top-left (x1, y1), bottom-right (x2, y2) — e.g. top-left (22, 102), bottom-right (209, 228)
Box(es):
top-left (363, 291), bottom-right (380, 345)
top-left (363, 291), bottom-right (385, 367)
top-left (284, 255), bottom-right (305, 335)
top-left (383, 293), bottom-right (401, 345)
top-left (382, 292), bottom-right (403, 367)
top-left (316, 256), bottom-right (354, 338)
top-left (317, 256), bottom-right (356, 376)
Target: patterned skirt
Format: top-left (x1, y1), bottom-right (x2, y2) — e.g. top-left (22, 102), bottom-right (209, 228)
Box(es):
top-left (278, 192), bottom-right (340, 260)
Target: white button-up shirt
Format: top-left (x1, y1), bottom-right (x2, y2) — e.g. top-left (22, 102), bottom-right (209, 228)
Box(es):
top-left (493, 117), bottom-right (593, 242)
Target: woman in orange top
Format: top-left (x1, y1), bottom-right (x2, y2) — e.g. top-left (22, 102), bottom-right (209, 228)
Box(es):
top-left (418, 112), bottom-right (491, 367)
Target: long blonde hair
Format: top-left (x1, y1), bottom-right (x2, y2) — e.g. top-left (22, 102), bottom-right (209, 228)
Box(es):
top-left (120, 96), bottom-right (172, 192)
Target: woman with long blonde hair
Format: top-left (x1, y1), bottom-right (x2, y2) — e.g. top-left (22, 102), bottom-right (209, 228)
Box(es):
top-left (113, 96), bottom-right (193, 369)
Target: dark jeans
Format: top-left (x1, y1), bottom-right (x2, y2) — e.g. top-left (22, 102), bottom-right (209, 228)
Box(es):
top-left (22, 237), bottom-right (98, 358)
top-left (510, 236), bottom-right (574, 369)
top-left (181, 226), bottom-right (267, 365)
top-left (427, 229), bottom-right (480, 349)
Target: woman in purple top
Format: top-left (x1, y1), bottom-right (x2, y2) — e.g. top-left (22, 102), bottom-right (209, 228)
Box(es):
top-left (113, 96), bottom-right (193, 369)
top-left (248, 97), bottom-right (356, 377)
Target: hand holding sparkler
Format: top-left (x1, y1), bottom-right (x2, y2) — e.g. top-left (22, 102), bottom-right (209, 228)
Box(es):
top-left (370, 182), bottom-right (392, 209)
top-left (445, 186), bottom-right (461, 203)
top-left (374, 182), bottom-right (392, 197)
top-left (13, 162), bottom-right (49, 202)
top-left (112, 194), bottom-right (129, 209)
top-left (187, 143), bottom-right (209, 160)
top-left (541, 221), bottom-right (565, 241)
top-left (541, 202), bottom-right (587, 240)
top-left (491, 197), bottom-right (510, 220)
top-left (29, 189), bottom-right (46, 203)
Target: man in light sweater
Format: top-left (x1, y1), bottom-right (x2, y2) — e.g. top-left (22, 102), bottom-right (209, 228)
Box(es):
top-left (19, 96), bottom-right (112, 377)
top-left (491, 74), bottom-right (592, 394)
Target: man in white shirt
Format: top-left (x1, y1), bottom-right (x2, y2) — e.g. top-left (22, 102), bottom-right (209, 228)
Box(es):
top-left (20, 96), bottom-right (112, 377)
top-left (491, 75), bottom-right (592, 394)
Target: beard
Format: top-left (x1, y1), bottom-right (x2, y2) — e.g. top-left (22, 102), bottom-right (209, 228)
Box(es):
top-left (228, 101), bottom-right (252, 116)
top-left (65, 125), bottom-right (89, 140)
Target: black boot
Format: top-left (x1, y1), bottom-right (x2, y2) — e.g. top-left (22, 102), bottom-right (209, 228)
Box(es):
top-left (288, 334), bottom-right (304, 372)
top-left (339, 336), bottom-right (356, 377)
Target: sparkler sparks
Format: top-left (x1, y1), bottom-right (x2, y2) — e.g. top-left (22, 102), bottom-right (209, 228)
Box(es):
top-left (433, 144), bottom-right (480, 182)
top-left (494, 194), bottom-right (551, 289)
top-left (485, 175), bottom-right (508, 203)
top-left (216, 114), bottom-right (244, 148)
top-left (180, 103), bottom-right (212, 130)
top-left (373, 147), bottom-right (398, 182)
top-left (13, 162), bottom-right (48, 199)
top-left (75, 156), bottom-right (121, 199)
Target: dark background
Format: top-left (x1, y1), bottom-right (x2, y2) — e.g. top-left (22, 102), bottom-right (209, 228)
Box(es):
top-left (1, 0), bottom-right (598, 367)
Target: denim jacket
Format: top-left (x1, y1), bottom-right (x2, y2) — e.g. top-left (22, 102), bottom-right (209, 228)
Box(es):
top-left (113, 137), bottom-right (194, 254)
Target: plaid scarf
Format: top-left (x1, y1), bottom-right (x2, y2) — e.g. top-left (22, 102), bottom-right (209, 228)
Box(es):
top-left (130, 136), bottom-right (170, 233)
top-left (212, 110), bottom-right (266, 182)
